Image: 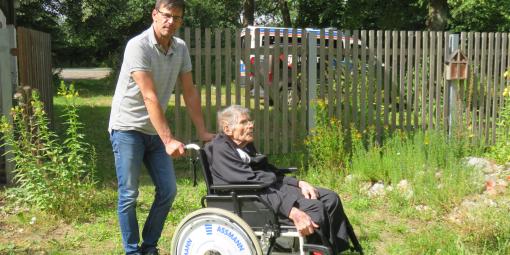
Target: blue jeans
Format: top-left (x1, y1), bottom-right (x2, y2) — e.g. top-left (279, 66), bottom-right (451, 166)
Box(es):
top-left (110, 130), bottom-right (177, 254)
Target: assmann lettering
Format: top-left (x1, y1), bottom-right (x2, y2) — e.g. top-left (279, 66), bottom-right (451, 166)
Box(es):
top-left (217, 226), bottom-right (245, 251)
top-left (183, 238), bottom-right (192, 255)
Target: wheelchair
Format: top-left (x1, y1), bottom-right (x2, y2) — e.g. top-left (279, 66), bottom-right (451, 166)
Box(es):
top-left (171, 144), bottom-right (363, 255)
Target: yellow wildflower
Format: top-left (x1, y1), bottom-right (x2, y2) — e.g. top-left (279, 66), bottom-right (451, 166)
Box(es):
top-left (316, 99), bottom-right (326, 109)
top-left (503, 87), bottom-right (510, 97)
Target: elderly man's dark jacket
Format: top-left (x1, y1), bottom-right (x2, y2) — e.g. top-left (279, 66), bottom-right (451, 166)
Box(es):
top-left (206, 133), bottom-right (299, 217)
top-left (206, 133), bottom-right (354, 253)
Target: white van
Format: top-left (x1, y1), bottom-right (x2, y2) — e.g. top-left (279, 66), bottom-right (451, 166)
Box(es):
top-left (239, 26), bottom-right (361, 104)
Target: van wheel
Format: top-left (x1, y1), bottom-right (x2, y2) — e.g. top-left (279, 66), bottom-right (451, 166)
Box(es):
top-left (280, 84), bottom-right (301, 106)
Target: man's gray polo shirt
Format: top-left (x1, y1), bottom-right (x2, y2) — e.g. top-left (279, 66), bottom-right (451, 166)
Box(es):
top-left (108, 25), bottom-right (192, 135)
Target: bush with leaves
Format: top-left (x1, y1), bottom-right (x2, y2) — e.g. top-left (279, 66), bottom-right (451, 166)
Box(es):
top-left (487, 70), bottom-right (510, 163)
top-left (305, 100), bottom-right (349, 172)
top-left (0, 82), bottom-right (97, 219)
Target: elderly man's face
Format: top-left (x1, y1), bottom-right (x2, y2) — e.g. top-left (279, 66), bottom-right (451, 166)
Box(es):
top-left (225, 113), bottom-right (254, 146)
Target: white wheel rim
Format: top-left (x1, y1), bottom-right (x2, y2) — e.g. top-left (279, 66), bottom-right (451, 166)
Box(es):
top-left (174, 214), bottom-right (258, 255)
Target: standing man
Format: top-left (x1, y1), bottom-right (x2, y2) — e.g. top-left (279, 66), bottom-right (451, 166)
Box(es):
top-left (108, 1), bottom-right (213, 254)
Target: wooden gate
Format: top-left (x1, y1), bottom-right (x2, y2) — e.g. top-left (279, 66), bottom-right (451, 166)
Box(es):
top-left (16, 27), bottom-right (53, 119)
top-left (0, 27), bottom-right (52, 184)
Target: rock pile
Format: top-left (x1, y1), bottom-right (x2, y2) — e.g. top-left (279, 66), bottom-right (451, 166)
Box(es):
top-left (464, 157), bottom-right (509, 195)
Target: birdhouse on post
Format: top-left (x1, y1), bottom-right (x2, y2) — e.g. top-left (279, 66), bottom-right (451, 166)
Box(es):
top-left (445, 49), bottom-right (468, 80)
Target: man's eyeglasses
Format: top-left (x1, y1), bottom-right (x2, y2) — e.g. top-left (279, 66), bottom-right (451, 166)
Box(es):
top-left (156, 9), bottom-right (183, 23)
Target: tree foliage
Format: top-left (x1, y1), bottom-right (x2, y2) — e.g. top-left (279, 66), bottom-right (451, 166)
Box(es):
top-left (448, 0), bottom-right (510, 32)
top-left (14, 0), bottom-right (510, 67)
top-left (342, 0), bottom-right (427, 30)
top-left (426, 0), bottom-right (448, 30)
top-left (58, 0), bottom-right (153, 66)
top-left (293, 0), bottom-right (343, 28)
top-left (16, 0), bottom-right (65, 61)
top-left (186, 0), bottom-right (242, 28)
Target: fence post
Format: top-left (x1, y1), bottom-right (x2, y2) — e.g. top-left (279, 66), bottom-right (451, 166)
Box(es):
top-left (307, 30), bottom-right (317, 132)
top-left (447, 34), bottom-right (460, 137)
top-left (0, 25), bottom-right (15, 184)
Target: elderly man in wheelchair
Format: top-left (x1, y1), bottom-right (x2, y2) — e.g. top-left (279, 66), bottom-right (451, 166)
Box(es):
top-left (171, 105), bottom-right (362, 255)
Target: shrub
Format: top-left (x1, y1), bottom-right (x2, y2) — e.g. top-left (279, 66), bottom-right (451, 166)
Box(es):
top-left (351, 129), bottom-right (481, 209)
top-left (0, 82), bottom-right (97, 219)
top-left (486, 84), bottom-right (510, 163)
top-left (304, 100), bottom-right (349, 172)
top-left (305, 99), bottom-right (482, 210)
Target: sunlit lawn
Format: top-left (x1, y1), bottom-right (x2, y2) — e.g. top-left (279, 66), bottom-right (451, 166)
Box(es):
top-left (1, 79), bottom-right (509, 254)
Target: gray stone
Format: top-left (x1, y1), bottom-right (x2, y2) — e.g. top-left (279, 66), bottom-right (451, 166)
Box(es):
top-left (368, 182), bottom-right (386, 197)
top-left (464, 157), bottom-right (500, 174)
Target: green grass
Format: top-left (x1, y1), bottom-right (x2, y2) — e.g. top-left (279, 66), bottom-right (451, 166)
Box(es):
top-left (1, 78), bottom-right (509, 254)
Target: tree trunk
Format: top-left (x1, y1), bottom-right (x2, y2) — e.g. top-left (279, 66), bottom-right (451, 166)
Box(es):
top-left (279, 0), bottom-right (292, 27)
top-left (427, 0), bottom-right (448, 30)
top-left (243, 0), bottom-right (254, 27)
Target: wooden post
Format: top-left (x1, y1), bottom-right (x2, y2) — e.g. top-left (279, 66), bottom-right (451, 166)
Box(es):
top-left (0, 25), bottom-right (16, 183)
top-left (447, 34), bottom-right (460, 137)
top-left (307, 30), bottom-right (317, 132)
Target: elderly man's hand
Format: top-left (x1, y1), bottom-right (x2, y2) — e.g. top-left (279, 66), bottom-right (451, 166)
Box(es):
top-left (298, 181), bottom-right (318, 199)
top-left (288, 207), bottom-right (319, 236)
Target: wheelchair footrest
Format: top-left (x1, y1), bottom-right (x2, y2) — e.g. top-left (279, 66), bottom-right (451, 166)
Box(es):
top-left (303, 244), bottom-right (333, 255)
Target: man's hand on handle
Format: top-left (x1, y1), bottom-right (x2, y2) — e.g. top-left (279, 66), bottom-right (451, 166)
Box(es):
top-left (166, 130), bottom-right (214, 158)
top-left (165, 139), bottom-right (185, 158)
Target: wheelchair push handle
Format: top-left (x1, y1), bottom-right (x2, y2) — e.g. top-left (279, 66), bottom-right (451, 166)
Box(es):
top-left (183, 143), bottom-right (201, 187)
top-left (184, 143), bottom-right (201, 151)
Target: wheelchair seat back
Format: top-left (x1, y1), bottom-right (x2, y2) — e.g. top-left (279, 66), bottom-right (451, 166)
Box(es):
top-left (198, 144), bottom-right (281, 234)
top-left (198, 148), bottom-right (214, 195)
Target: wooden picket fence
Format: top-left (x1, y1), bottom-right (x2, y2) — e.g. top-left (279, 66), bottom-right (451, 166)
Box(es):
top-left (16, 27), bottom-right (53, 120)
top-left (171, 28), bottom-right (509, 154)
top-left (0, 27), bottom-right (52, 183)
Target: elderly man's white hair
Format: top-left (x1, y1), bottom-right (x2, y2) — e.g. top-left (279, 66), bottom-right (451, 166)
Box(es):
top-left (217, 105), bottom-right (250, 132)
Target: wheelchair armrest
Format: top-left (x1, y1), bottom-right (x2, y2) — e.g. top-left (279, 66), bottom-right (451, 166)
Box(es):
top-left (210, 183), bottom-right (268, 192)
top-left (278, 167), bottom-right (297, 174)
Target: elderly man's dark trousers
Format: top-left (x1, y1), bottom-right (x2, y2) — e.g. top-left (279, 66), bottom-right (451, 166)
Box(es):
top-left (276, 185), bottom-right (351, 254)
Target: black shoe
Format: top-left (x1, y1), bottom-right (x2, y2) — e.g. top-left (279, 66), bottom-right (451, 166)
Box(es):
top-left (273, 237), bottom-right (296, 252)
top-left (141, 248), bottom-right (159, 255)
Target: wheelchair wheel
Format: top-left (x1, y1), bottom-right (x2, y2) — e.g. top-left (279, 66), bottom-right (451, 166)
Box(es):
top-left (171, 208), bottom-right (263, 255)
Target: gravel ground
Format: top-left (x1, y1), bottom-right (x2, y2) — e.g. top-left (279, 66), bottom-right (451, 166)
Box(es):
top-left (54, 67), bottom-right (112, 80)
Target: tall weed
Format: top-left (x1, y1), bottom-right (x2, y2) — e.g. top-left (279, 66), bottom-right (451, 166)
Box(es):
top-left (0, 83), bottom-right (97, 219)
top-left (351, 129), bottom-right (480, 209)
top-left (305, 100), bottom-right (349, 172)
top-left (486, 85), bottom-right (510, 163)
top-left (305, 100), bottom-right (482, 210)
